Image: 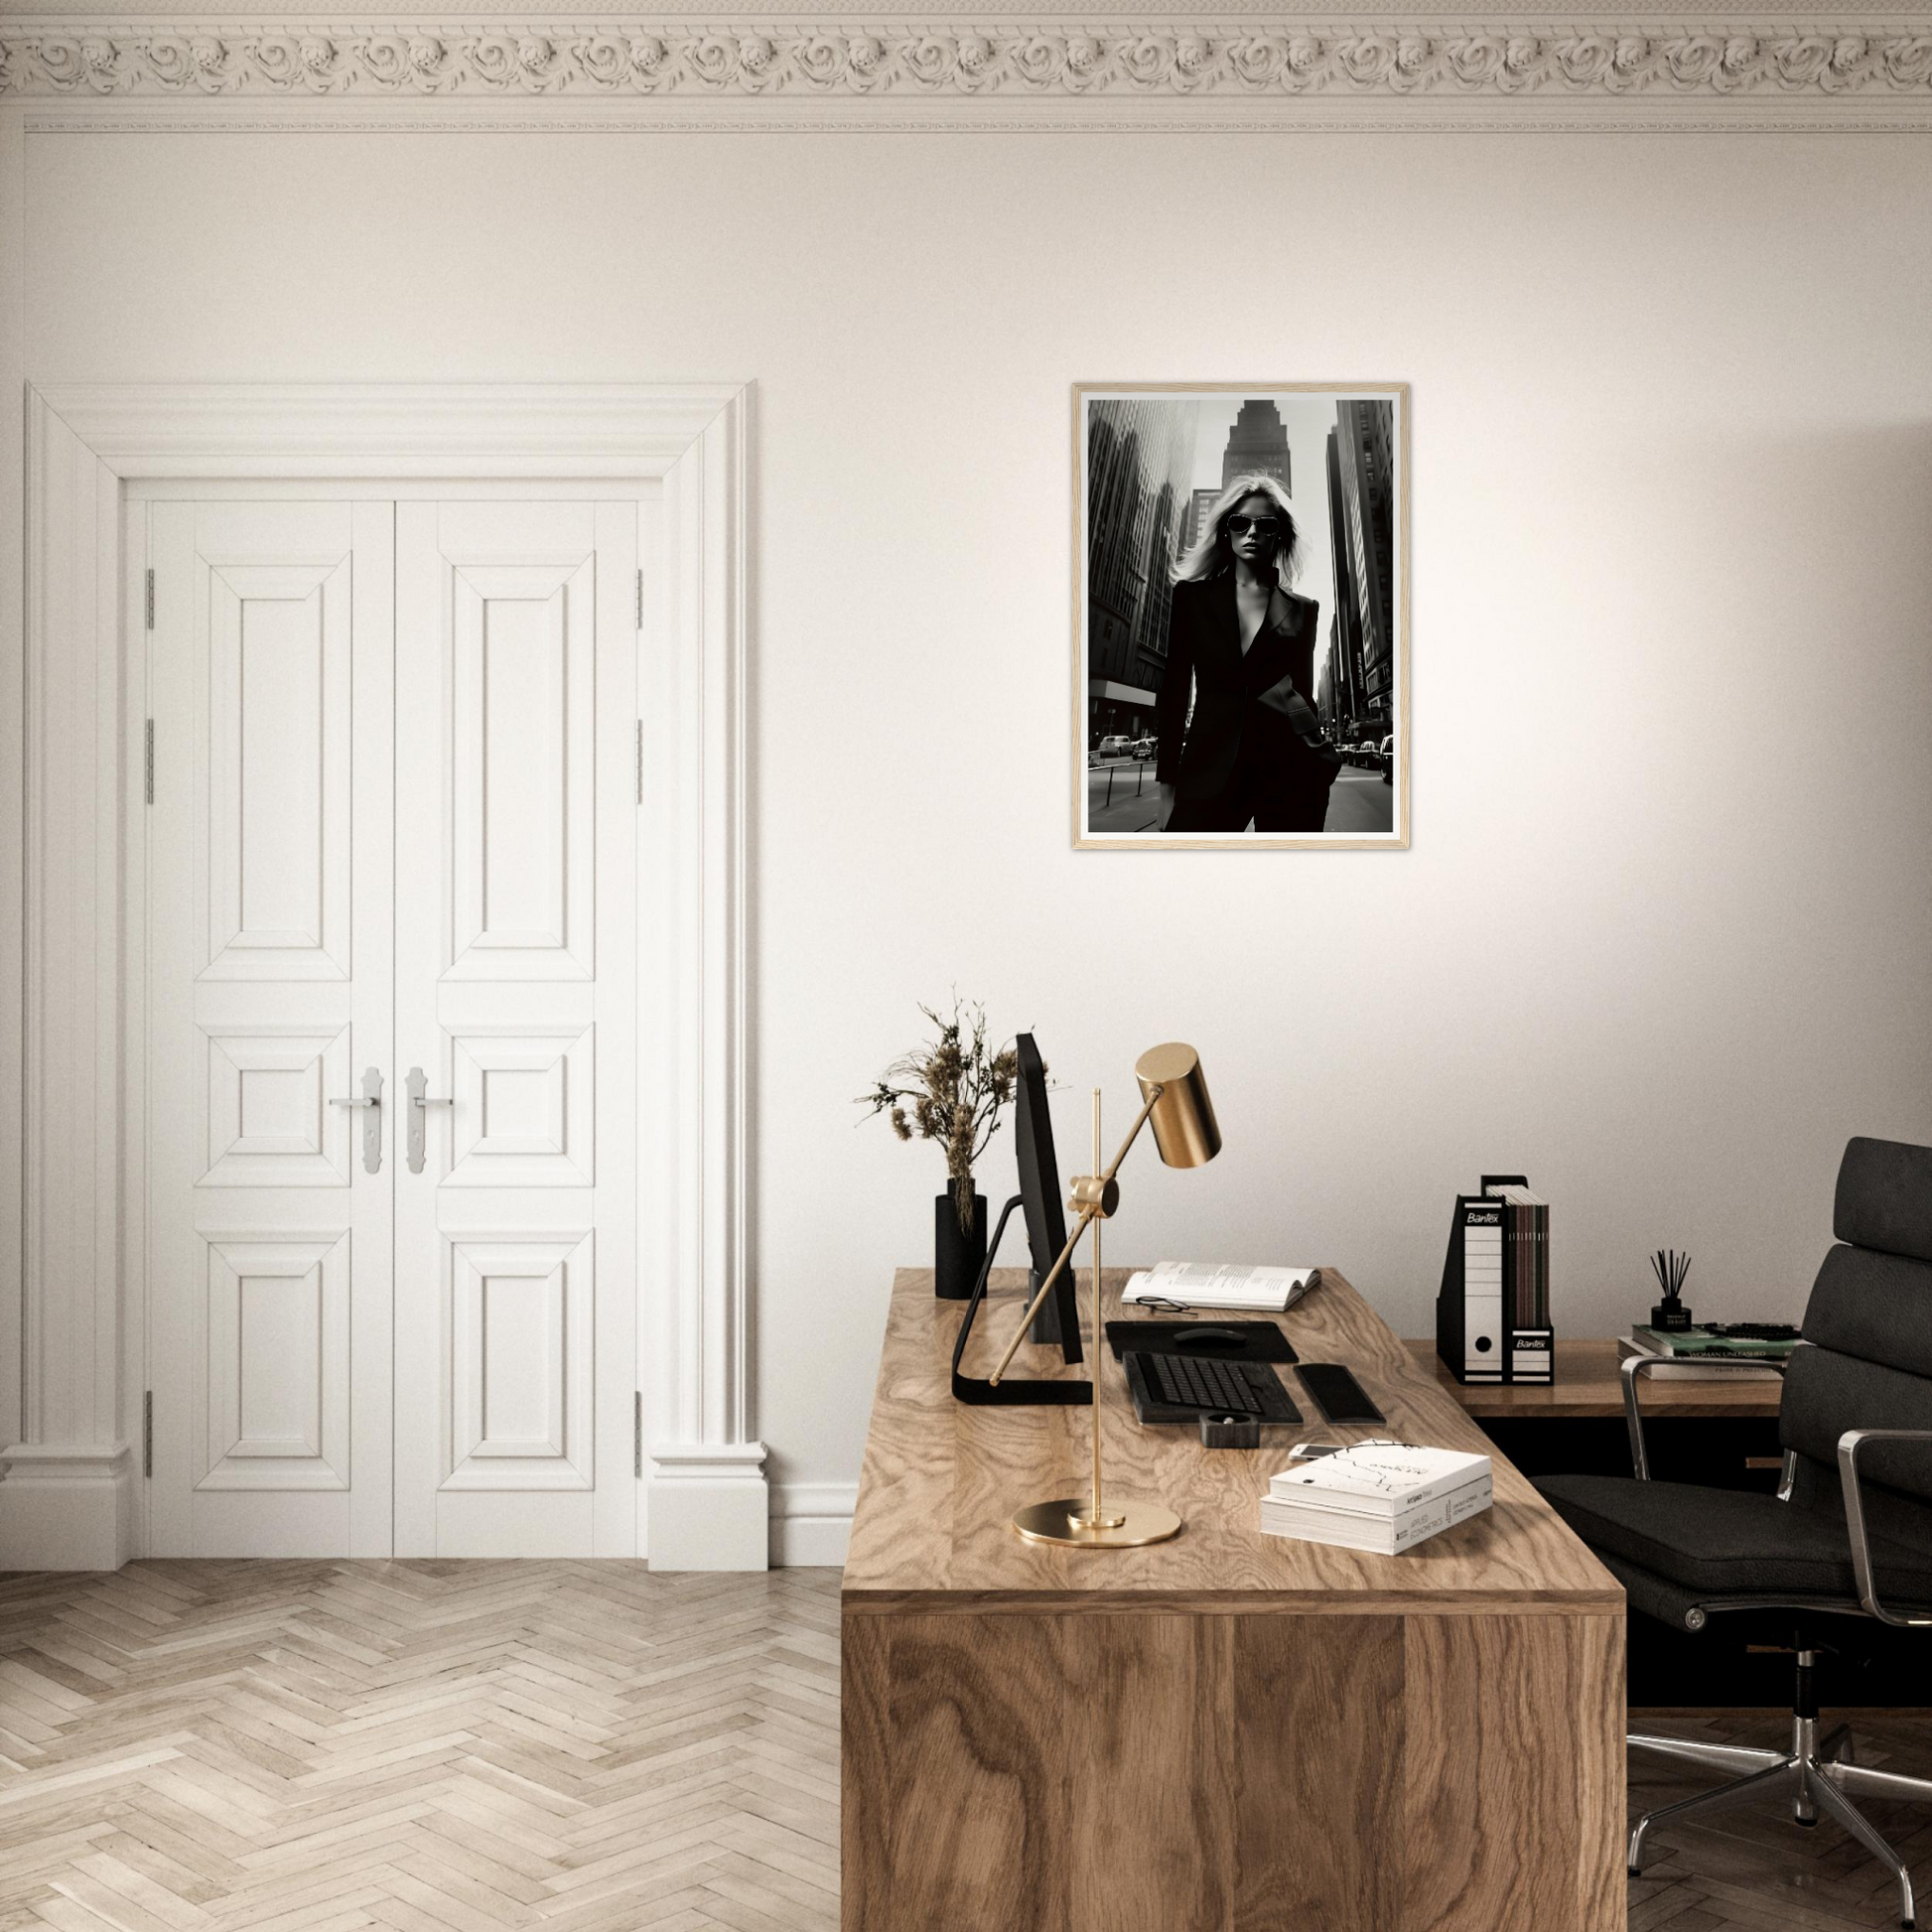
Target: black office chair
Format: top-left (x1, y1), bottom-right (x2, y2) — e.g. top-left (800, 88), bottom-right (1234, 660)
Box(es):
top-left (1537, 1136), bottom-right (1932, 1930)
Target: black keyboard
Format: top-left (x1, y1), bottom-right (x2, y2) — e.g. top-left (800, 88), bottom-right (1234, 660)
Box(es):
top-left (1126, 1350), bottom-right (1302, 1423)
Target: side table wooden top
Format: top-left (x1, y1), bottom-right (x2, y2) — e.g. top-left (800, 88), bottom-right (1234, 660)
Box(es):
top-left (1406, 1336), bottom-right (1784, 1419)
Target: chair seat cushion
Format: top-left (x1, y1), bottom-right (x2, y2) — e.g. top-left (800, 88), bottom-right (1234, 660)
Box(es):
top-left (1535, 1473), bottom-right (1932, 1601)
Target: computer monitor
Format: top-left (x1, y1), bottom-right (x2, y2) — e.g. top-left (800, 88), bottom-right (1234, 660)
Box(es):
top-left (1013, 1033), bottom-right (1083, 1364)
top-left (948, 1032), bottom-right (1089, 1405)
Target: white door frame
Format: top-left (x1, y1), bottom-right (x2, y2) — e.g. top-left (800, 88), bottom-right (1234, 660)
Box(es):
top-left (1, 382), bottom-right (763, 1571)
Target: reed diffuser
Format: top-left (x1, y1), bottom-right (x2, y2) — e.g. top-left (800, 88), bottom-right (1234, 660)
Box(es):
top-left (1649, 1248), bottom-right (1694, 1332)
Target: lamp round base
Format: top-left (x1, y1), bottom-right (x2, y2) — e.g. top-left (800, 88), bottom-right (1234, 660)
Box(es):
top-left (1012, 1497), bottom-right (1182, 1549)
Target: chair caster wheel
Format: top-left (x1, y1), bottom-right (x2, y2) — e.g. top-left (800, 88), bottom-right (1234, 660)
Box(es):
top-left (1795, 1816), bottom-right (1818, 1829)
top-left (1627, 1868), bottom-right (1641, 1878)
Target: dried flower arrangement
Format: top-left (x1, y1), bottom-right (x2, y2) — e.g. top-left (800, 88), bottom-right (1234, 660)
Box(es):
top-left (860, 998), bottom-right (1022, 1232)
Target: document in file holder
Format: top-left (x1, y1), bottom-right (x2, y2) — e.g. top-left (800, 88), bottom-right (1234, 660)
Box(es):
top-left (1436, 1175), bottom-right (1553, 1386)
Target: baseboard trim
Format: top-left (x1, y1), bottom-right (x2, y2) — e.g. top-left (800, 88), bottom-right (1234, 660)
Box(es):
top-left (0, 1441), bottom-right (854, 1573)
top-left (0, 1442), bottom-right (136, 1571)
top-left (646, 1441), bottom-right (769, 1571)
top-left (770, 1481), bottom-right (856, 1568)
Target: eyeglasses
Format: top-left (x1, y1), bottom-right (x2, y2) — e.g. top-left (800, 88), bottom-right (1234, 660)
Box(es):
top-left (1225, 515), bottom-right (1283, 539)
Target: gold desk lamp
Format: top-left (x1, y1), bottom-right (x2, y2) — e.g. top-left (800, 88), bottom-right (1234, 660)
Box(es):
top-left (986, 1041), bottom-right (1221, 1549)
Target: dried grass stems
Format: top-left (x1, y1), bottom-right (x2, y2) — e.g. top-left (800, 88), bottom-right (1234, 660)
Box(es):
top-left (860, 998), bottom-right (1022, 1232)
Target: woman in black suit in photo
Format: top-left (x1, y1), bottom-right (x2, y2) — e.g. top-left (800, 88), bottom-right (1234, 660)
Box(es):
top-left (1155, 474), bottom-right (1341, 835)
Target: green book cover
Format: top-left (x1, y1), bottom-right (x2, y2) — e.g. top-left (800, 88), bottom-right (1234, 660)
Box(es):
top-left (1632, 1325), bottom-right (1798, 1359)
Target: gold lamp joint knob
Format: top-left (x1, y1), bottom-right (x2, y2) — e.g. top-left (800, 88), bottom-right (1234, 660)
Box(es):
top-left (1068, 1173), bottom-right (1120, 1218)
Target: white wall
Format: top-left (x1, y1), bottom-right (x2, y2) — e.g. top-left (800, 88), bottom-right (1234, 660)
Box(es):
top-left (22, 128), bottom-right (1932, 1546)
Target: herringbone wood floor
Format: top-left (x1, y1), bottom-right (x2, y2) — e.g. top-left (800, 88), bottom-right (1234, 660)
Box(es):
top-left (0, 1562), bottom-right (840, 1932)
top-left (4, 1563), bottom-right (1932, 1930)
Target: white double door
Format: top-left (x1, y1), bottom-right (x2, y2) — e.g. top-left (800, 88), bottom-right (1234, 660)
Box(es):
top-left (147, 494), bottom-right (638, 1557)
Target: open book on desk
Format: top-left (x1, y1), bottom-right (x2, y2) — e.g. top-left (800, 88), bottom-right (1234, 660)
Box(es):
top-left (1122, 1261), bottom-right (1320, 1313)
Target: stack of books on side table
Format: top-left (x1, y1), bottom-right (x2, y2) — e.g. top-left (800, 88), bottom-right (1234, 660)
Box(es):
top-left (1258, 1442), bottom-right (1493, 1556)
top-left (1618, 1323), bottom-right (1798, 1381)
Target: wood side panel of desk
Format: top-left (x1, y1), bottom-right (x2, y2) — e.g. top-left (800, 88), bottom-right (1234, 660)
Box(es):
top-left (842, 1270), bottom-right (1625, 1932)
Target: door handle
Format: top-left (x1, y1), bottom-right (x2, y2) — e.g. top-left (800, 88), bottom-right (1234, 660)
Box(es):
top-left (405, 1066), bottom-right (454, 1175)
top-left (329, 1066), bottom-right (385, 1174)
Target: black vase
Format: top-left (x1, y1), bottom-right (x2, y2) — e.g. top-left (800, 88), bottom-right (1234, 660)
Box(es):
top-left (934, 1182), bottom-right (988, 1300)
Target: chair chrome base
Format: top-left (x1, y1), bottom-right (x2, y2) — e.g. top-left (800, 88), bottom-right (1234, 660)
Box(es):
top-left (1630, 1711), bottom-right (1932, 1929)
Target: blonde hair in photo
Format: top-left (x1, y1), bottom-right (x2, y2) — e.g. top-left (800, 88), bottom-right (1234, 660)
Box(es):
top-left (1173, 472), bottom-right (1301, 586)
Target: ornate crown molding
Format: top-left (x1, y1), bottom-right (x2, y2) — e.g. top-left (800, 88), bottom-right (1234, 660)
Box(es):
top-left (3, 16), bottom-right (1930, 118)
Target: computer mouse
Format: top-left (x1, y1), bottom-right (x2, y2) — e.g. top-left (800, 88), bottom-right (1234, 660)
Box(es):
top-left (1175, 1326), bottom-right (1247, 1350)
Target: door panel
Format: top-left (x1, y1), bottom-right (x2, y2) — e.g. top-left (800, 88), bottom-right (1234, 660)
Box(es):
top-left (448, 564), bottom-right (595, 979)
top-left (445, 1231), bottom-right (594, 1488)
top-left (203, 565), bottom-right (352, 978)
top-left (148, 501), bottom-right (395, 1557)
top-left (444, 1026), bottom-right (596, 1187)
top-left (393, 501), bottom-right (636, 1557)
top-left (200, 1232), bottom-right (350, 1489)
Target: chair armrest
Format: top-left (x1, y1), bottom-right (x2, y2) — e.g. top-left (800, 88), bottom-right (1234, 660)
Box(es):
top-left (1621, 1351), bottom-right (1788, 1481)
top-left (1838, 1429), bottom-right (1932, 1627)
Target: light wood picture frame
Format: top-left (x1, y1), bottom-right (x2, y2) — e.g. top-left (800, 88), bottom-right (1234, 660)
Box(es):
top-left (1074, 381), bottom-right (1410, 850)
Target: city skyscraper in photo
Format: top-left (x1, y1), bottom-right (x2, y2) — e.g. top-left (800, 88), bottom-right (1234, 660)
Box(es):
top-left (1181, 484), bottom-right (1221, 553)
top-left (1219, 398), bottom-right (1291, 492)
top-left (1085, 396), bottom-right (1195, 741)
top-left (1323, 397), bottom-right (1397, 739)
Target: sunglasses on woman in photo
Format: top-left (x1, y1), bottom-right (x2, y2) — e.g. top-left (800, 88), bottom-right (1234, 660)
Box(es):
top-left (1225, 515), bottom-right (1283, 538)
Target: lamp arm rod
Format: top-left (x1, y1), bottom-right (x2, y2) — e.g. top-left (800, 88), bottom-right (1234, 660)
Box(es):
top-left (986, 1206), bottom-right (1096, 1387)
top-left (987, 1084), bottom-right (1165, 1387)
top-left (1097, 1084), bottom-right (1164, 1186)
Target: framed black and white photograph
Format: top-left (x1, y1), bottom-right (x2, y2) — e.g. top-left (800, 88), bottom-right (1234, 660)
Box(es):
top-left (1074, 382), bottom-right (1409, 850)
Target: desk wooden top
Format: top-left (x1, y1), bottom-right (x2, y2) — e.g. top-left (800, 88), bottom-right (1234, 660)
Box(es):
top-left (843, 1268), bottom-right (1621, 1616)
top-left (1407, 1338), bottom-right (1784, 1419)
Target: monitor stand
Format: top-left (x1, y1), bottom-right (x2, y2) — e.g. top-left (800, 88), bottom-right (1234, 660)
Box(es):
top-left (1030, 1269), bottom-right (1070, 1346)
top-left (951, 1195), bottom-right (1091, 1407)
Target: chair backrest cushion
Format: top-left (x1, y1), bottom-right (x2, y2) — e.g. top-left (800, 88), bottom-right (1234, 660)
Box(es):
top-left (1802, 1244), bottom-right (1932, 1382)
top-left (1836, 1136), bottom-right (1932, 1264)
top-left (1782, 1139), bottom-right (1932, 1519)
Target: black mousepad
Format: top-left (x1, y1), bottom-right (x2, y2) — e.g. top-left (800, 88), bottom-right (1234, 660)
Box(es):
top-left (1104, 1319), bottom-right (1298, 1365)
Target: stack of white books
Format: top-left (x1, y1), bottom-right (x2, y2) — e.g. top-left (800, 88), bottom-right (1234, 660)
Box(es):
top-left (1259, 1442), bottom-right (1493, 1556)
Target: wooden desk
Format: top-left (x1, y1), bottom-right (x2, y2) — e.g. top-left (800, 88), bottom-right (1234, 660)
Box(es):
top-left (843, 1269), bottom-right (1625, 1932)
top-left (1407, 1337), bottom-right (1784, 1419)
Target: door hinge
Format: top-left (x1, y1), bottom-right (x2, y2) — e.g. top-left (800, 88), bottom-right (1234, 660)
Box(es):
top-left (144, 720), bottom-right (155, 804)
top-left (633, 1393), bottom-right (643, 1479)
top-left (143, 1391), bottom-right (153, 1477)
top-left (634, 721), bottom-right (643, 806)
top-left (635, 568), bottom-right (643, 631)
top-left (144, 568), bottom-right (155, 630)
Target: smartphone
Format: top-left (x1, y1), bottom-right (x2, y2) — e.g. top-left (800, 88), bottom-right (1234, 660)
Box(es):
top-left (1296, 1363), bottom-right (1386, 1426)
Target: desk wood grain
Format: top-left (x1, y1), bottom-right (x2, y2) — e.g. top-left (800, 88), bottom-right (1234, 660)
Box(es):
top-left (841, 1268), bottom-right (1625, 1931)
top-left (843, 1268), bottom-right (1621, 1613)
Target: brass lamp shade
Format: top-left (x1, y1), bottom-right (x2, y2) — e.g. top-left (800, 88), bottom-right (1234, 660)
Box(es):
top-left (1134, 1043), bottom-right (1221, 1170)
